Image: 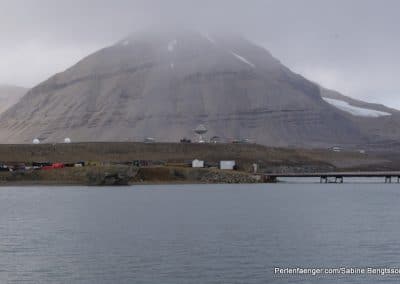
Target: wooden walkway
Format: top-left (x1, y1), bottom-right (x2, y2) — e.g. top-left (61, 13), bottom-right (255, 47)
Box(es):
top-left (262, 172), bottom-right (400, 183)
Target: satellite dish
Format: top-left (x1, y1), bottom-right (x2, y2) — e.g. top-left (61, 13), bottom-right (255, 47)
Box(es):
top-left (194, 124), bottom-right (208, 143)
top-left (64, 137), bottom-right (71, 143)
top-left (32, 138), bottom-right (40, 144)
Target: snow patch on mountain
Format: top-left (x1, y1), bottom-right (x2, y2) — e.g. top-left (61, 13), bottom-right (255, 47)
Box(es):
top-left (231, 52), bottom-right (255, 68)
top-left (168, 40), bottom-right (177, 52)
top-left (202, 33), bottom-right (216, 44)
top-left (121, 40), bottom-right (130, 46)
top-left (323, 98), bottom-right (391, 117)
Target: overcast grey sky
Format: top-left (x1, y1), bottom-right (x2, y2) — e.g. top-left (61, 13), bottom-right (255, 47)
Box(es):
top-left (0, 0), bottom-right (399, 107)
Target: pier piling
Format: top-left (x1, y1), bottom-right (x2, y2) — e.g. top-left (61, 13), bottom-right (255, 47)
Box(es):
top-left (385, 176), bottom-right (392, 183)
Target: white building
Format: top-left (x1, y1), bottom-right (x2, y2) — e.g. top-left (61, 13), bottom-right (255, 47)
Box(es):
top-left (192, 159), bottom-right (205, 168)
top-left (144, 137), bottom-right (155, 143)
top-left (220, 161), bottom-right (236, 170)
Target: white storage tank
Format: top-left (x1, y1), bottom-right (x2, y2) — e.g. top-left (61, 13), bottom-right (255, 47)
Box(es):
top-left (220, 161), bottom-right (236, 170)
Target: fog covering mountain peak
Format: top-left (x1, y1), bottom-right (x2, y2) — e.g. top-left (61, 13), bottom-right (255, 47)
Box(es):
top-left (0, 29), bottom-right (399, 148)
top-left (0, 85), bottom-right (27, 115)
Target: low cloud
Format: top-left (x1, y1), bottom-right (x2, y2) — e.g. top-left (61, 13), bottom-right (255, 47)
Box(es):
top-left (0, 0), bottom-right (398, 107)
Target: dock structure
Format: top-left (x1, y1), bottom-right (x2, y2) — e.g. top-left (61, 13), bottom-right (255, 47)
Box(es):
top-left (262, 172), bottom-right (400, 183)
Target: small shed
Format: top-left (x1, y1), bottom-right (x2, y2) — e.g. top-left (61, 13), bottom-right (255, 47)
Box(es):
top-left (210, 136), bottom-right (221, 144)
top-left (220, 160), bottom-right (236, 170)
top-left (192, 159), bottom-right (205, 168)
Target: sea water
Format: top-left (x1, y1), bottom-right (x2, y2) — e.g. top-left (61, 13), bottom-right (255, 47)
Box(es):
top-left (1, 183), bottom-right (400, 283)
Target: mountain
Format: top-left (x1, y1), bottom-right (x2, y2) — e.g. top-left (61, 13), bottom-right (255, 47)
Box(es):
top-left (0, 85), bottom-right (27, 114)
top-left (0, 30), bottom-right (397, 148)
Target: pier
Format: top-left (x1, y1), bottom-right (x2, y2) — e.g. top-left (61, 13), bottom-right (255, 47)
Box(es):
top-left (262, 172), bottom-right (400, 183)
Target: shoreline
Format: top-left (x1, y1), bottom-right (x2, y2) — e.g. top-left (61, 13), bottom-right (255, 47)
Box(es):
top-left (0, 166), bottom-right (263, 186)
top-left (0, 142), bottom-right (398, 186)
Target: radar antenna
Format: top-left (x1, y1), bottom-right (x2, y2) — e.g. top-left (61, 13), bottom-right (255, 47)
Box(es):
top-left (194, 124), bottom-right (208, 143)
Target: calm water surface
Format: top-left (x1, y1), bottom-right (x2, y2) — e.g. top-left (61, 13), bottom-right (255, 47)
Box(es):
top-left (1, 183), bottom-right (400, 283)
